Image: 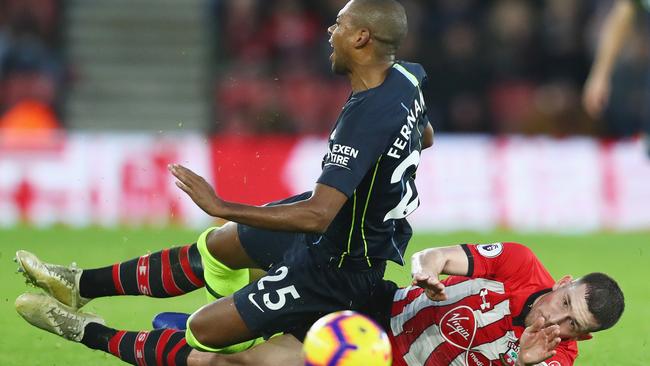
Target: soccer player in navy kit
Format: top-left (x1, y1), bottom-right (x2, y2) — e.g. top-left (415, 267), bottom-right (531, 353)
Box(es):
top-left (14, 0), bottom-right (435, 363)
top-left (168, 0), bottom-right (433, 350)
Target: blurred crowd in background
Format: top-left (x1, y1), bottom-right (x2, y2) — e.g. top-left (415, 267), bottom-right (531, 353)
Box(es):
top-left (1, 0), bottom-right (648, 136)
top-left (0, 0), bottom-right (63, 131)
top-left (212, 0), bottom-right (650, 136)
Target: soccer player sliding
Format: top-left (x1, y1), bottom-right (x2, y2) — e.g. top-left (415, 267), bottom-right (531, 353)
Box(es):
top-left (16, 0), bottom-right (435, 364)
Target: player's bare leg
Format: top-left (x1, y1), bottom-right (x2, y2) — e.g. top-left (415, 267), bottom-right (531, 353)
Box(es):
top-left (186, 296), bottom-right (259, 350)
top-left (186, 334), bottom-right (304, 366)
top-left (203, 222), bottom-right (260, 270)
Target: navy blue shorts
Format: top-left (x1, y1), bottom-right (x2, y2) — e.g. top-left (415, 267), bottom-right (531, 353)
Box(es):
top-left (236, 191), bottom-right (315, 270)
top-left (233, 192), bottom-right (388, 339)
top-left (233, 244), bottom-right (386, 339)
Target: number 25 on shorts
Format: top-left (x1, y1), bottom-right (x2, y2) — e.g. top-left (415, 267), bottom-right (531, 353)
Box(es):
top-left (247, 266), bottom-right (300, 312)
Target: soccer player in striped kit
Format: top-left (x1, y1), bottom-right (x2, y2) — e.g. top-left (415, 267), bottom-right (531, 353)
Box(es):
top-left (389, 242), bottom-right (624, 366)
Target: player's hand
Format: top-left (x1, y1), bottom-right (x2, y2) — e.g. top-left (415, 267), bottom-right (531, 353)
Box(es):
top-left (412, 272), bottom-right (447, 301)
top-left (516, 316), bottom-right (561, 366)
top-left (168, 164), bottom-right (225, 217)
top-left (583, 74), bottom-right (610, 119)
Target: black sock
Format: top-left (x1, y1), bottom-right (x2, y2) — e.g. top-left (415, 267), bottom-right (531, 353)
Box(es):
top-left (79, 244), bottom-right (205, 299)
top-left (81, 323), bottom-right (191, 366)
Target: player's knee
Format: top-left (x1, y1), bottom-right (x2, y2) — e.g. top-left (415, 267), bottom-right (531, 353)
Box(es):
top-left (187, 312), bottom-right (220, 350)
top-left (185, 308), bottom-right (229, 352)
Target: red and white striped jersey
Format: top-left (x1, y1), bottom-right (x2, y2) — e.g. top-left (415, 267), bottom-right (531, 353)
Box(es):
top-left (389, 243), bottom-right (578, 366)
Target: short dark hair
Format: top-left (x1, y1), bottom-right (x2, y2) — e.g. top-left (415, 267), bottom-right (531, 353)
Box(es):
top-left (578, 272), bottom-right (624, 331)
top-left (348, 0), bottom-right (408, 56)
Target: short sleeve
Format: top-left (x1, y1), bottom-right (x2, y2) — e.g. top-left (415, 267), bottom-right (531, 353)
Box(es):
top-left (464, 242), bottom-right (539, 282)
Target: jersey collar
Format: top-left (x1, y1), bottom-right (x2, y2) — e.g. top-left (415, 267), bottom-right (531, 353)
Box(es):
top-left (513, 288), bottom-right (552, 327)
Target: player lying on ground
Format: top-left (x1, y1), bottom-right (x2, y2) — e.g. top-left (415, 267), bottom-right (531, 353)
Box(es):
top-left (15, 242), bottom-right (624, 366)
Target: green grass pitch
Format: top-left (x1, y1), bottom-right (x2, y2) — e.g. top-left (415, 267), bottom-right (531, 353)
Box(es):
top-left (0, 227), bottom-right (648, 365)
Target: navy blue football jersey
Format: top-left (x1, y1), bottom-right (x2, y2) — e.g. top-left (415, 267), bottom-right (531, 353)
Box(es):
top-left (316, 61), bottom-right (430, 266)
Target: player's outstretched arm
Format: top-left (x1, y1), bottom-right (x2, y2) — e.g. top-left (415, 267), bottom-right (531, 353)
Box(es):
top-left (169, 164), bottom-right (347, 233)
top-left (516, 317), bottom-right (561, 366)
top-left (410, 245), bottom-right (469, 301)
top-left (583, 0), bottom-right (636, 118)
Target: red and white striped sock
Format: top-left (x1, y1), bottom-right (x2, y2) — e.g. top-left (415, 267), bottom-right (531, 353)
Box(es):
top-left (82, 323), bottom-right (191, 366)
top-left (79, 244), bottom-right (205, 299)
